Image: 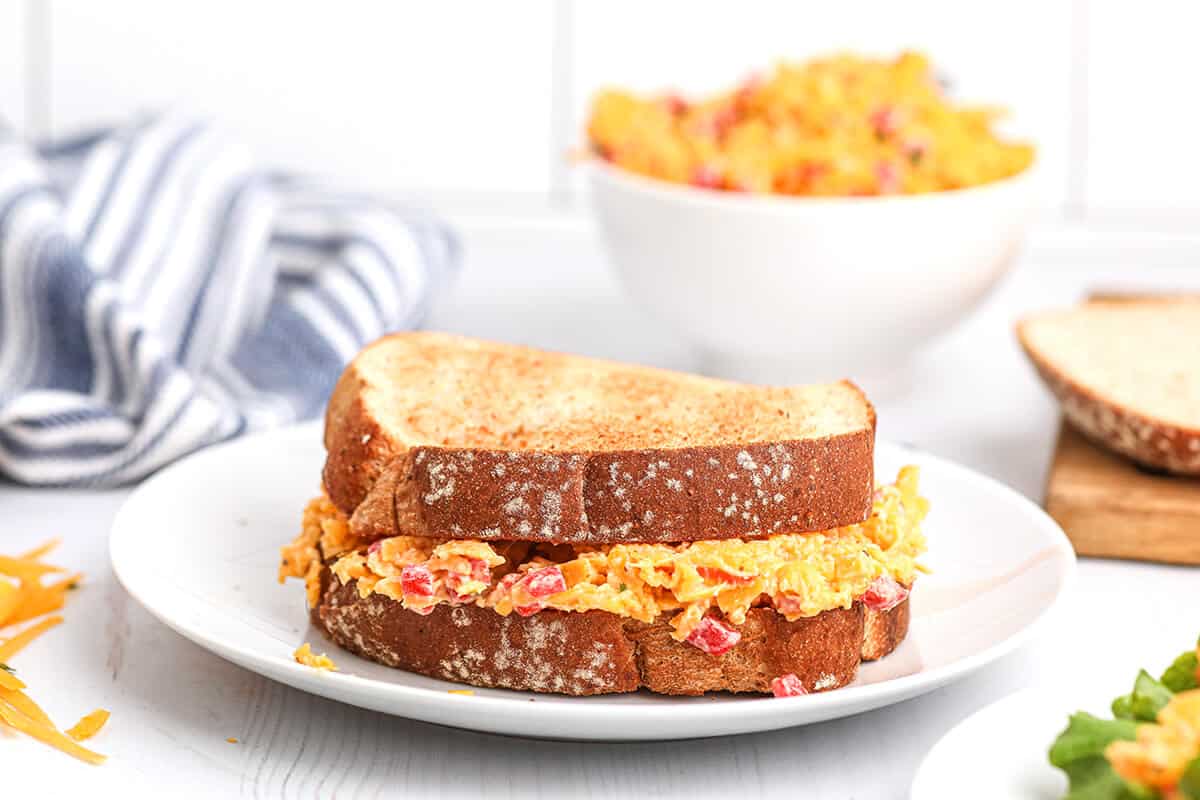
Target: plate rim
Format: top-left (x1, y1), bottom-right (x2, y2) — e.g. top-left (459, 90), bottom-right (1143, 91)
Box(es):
top-left (110, 422), bottom-right (1077, 737)
top-left (909, 687), bottom-right (1069, 799)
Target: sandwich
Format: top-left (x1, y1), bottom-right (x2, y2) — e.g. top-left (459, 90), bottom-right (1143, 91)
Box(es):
top-left (279, 332), bottom-right (928, 697)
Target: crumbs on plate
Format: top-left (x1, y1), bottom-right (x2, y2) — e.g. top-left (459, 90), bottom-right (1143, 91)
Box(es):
top-left (293, 643), bottom-right (337, 671)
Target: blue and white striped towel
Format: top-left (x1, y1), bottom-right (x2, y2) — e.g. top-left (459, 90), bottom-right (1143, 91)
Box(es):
top-left (0, 114), bottom-right (458, 487)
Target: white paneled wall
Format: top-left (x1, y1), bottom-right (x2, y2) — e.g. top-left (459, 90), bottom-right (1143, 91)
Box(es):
top-left (4, 0), bottom-right (1197, 225)
top-left (0, 2), bottom-right (25, 133)
top-left (1085, 0), bottom-right (1200, 218)
top-left (46, 1), bottom-right (556, 195)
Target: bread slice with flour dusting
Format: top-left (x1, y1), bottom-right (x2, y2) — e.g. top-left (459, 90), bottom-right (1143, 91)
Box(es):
top-left (313, 573), bottom-right (910, 696)
top-left (323, 332), bottom-right (877, 543)
top-left (1018, 298), bottom-right (1200, 475)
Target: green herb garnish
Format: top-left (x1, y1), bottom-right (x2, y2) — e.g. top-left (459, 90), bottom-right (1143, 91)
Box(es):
top-left (1180, 755), bottom-right (1200, 800)
top-left (1112, 670), bottom-right (1174, 722)
top-left (1161, 645), bottom-right (1199, 693)
top-left (618, 583), bottom-right (628, 593)
top-left (1048, 713), bottom-right (1142, 799)
top-left (1049, 636), bottom-right (1200, 799)
top-left (0, 663), bottom-right (13, 674)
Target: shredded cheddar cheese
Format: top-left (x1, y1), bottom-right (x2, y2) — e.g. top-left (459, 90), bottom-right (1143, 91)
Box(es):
top-left (293, 643), bottom-right (337, 671)
top-left (288, 467), bottom-right (928, 641)
top-left (0, 540), bottom-right (109, 765)
top-left (280, 495), bottom-right (364, 608)
top-left (0, 616), bottom-right (63, 663)
top-left (66, 710), bottom-right (111, 742)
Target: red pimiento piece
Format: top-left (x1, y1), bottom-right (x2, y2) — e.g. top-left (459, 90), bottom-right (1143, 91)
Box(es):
top-left (400, 565), bottom-right (435, 597)
top-left (773, 595), bottom-right (803, 616)
top-left (690, 165), bottom-right (723, 189)
top-left (519, 566), bottom-right (567, 599)
top-left (446, 558), bottom-right (492, 601)
top-left (734, 73), bottom-right (763, 106)
top-left (694, 106), bottom-right (737, 140)
top-left (469, 558), bottom-right (491, 583)
top-left (696, 566), bottom-right (754, 585)
top-left (770, 674), bottom-right (807, 698)
top-left (870, 105), bottom-right (901, 138)
top-left (685, 616), bottom-right (741, 656)
top-left (862, 575), bottom-right (909, 613)
top-left (875, 161), bottom-right (900, 194)
top-left (497, 567), bottom-right (567, 617)
top-left (660, 93), bottom-right (689, 116)
top-left (786, 161), bottom-right (828, 189)
top-left (513, 602), bottom-right (544, 617)
top-left (507, 572), bottom-right (544, 617)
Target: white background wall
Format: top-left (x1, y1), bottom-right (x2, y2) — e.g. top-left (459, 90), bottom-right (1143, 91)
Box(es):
top-left (2, 0), bottom-right (1197, 228)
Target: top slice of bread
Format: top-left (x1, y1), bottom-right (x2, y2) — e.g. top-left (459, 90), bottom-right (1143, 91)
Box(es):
top-left (323, 332), bottom-right (876, 543)
top-left (1018, 298), bottom-right (1200, 475)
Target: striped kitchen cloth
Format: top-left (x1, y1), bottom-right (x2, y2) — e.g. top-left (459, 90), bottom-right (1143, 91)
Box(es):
top-left (0, 114), bottom-right (459, 486)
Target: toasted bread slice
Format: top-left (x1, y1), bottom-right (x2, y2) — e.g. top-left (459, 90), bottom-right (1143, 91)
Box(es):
top-left (1018, 299), bottom-right (1200, 475)
top-left (324, 332), bottom-right (876, 543)
top-left (313, 571), bottom-right (909, 696)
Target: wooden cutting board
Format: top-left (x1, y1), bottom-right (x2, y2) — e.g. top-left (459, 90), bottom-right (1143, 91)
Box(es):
top-left (1044, 423), bottom-right (1200, 565)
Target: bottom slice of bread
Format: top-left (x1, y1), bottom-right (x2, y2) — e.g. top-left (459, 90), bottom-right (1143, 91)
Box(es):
top-left (313, 572), bottom-right (910, 696)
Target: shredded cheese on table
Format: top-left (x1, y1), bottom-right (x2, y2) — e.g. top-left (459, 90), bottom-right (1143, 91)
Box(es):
top-left (0, 539), bottom-right (109, 765)
top-left (66, 710), bottom-right (111, 742)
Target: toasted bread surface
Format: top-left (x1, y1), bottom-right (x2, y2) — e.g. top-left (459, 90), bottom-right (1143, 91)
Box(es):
top-left (324, 332), bottom-right (876, 543)
top-left (312, 573), bottom-right (909, 696)
top-left (1018, 301), bottom-right (1200, 475)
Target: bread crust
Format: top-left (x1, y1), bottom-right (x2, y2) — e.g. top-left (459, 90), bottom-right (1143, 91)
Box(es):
top-left (862, 597), bottom-right (911, 661)
top-left (1018, 321), bottom-right (1200, 476)
top-left (323, 335), bottom-right (876, 544)
top-left (312, 574), bottom-right (910, 696)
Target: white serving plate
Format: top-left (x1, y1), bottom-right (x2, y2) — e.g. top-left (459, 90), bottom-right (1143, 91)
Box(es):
top-left (110, 422), bottom-right (1074, 741)
top-left (911, 689), bottom-right (1083, 799)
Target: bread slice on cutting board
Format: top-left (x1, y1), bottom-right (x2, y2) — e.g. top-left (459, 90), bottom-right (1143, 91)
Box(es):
top-left (323, 332), bottom-right (877, 543)
top-left (1018, 298), bottom-right (1200, 475)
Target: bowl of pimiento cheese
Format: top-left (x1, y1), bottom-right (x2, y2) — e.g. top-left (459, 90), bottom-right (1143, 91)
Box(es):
top-left (586, 51), bottom-right (1038, 387)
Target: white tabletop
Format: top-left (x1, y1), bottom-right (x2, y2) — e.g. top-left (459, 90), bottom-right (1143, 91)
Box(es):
top-left (4, 218), bottom-right (1199, 798)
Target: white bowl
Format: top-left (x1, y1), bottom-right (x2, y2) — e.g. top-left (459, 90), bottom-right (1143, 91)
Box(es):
top-left (589, 161), bottom-right (1038, 387)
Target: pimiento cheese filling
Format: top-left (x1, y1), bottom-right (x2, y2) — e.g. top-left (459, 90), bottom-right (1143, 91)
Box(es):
top-left (281, 466), bottom-right (928, 641)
